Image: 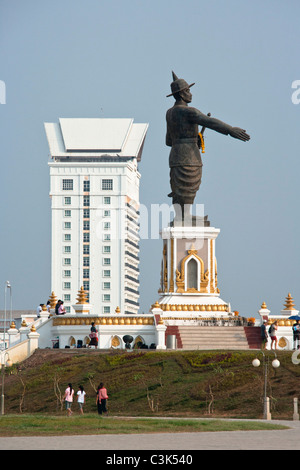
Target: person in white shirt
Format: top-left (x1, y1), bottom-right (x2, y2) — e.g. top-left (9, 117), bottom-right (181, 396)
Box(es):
top-left (77, 385), bottom-right (86, 415)
top-left (36, 304), bottom-right (43, 318)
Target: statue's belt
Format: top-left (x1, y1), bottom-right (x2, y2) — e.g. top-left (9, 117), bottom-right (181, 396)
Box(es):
top-left (173, 138), bottom-right (198, 144)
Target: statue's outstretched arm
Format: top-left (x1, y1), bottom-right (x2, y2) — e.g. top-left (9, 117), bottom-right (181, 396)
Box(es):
top-left (192, 109), bottom-right (250, 142)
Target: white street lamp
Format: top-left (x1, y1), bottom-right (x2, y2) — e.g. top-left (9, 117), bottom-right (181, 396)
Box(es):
top-left (3, 281), bottom-right (11, 351)
top-left (1, 352), bottom-right (12, 415)
top-left (252, 351), bottom-right (280, 419)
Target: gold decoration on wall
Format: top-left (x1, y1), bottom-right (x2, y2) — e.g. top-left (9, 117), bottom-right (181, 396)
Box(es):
top-left (76, 286), bottom-right (88, 304)
top-left (170, 239), bottom-right (174, 292)
top-left (111, 336), bottom-right (120, 347)
top-left (163, 244), bottom-right (168, 292)
top-left (278, 337), bottom-right (287, 348)
top-left (175, 248), bottom-right (209, 293)
top-left (283, 293), bottom-right (296, 310)
top-left (214, 258), bottom-right (220, 293)
top-left (52, 316), bottom-right (154, 326)
top-left (210, 240), bottom-right (214, 293)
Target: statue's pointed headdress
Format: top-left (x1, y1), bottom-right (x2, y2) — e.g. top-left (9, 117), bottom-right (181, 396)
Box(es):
top-left (166, 71), bottom-right (195, 97)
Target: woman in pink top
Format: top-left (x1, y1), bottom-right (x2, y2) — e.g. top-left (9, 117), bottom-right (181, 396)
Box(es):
top-left (96, 382), bottom-right (108, 416)
top-left (64, 383), bottom-right (74, 416)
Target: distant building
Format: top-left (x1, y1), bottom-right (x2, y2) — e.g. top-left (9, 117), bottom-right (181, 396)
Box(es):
top-left (44, 118), bottom-right (148, 315)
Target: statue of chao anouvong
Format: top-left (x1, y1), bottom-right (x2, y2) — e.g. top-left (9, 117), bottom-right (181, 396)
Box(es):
top-left (166, 71), bottom-right (250, 220)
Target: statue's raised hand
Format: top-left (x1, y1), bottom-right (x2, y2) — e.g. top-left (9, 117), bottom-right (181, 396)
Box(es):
top-left (229, 127), bottom-right (250, 142)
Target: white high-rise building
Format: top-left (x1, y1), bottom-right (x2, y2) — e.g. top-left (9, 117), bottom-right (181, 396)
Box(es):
top-left (44, 118), bottom-right (148, 315)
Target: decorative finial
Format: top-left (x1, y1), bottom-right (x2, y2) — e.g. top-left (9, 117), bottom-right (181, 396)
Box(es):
top-left (10, 321), bottom-right (16, 329)
top-left (76, 286), bottom-right (88, 304)
top-left (115, 306), bottom-right (120, 314)
top-left (261, 301), bottom-right (268, 309)
top-left (21, 320), bottom-right (27, 327)
top-left (31, 324), bottom-right (36, 332)
top-left (284, 293), bottom-right (296, 310)
top-left (49, 291), bottom-right (57, 309)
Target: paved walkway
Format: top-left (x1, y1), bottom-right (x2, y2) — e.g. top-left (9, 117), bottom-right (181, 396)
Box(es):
top-left (0, 418), bottom-right (300, 450)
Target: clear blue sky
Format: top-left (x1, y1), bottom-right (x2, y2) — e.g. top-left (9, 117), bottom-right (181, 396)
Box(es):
top-left (0, 0), bottom-right (299, 318)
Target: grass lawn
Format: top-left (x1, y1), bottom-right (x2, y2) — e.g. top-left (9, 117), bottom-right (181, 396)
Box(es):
top-left (0, 414), bottom-right (289, 437)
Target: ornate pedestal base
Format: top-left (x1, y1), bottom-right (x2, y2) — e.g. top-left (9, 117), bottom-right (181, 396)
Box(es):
top-left (156, 217), bottom-right (233, 322)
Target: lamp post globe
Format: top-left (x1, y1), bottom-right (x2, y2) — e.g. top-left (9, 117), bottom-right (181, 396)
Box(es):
top-left (272, 359), bottom-right (280, 369)
top-left (252, 358), bottom-right (261, 367)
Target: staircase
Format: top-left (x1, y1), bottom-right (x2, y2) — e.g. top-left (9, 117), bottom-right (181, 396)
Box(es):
top-left (166, 325), bottom-right (261, 350)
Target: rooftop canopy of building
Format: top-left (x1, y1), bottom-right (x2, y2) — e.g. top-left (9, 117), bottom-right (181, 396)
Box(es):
top-left (44, 118), bottom-right (148, 161)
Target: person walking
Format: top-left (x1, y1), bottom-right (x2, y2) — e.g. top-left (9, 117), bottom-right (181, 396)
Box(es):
top-left (64, 383), bottom-right (74, 416)
top-left (77, 385), bottom-right (86, 415)
top-left (260, 321), bottom-right (268, 350)
top-left (89, 322), bottom-right (98, 347)
top-left (268, 321), bottom-right (278, 350)
top-left (96, 382), bottom-right (109, 416)
top-left (292, 321), bottom-right (300, 350)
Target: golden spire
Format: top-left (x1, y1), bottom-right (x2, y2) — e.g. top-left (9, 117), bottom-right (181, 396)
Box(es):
top-left (49, 291), bottom-right (57, 309)
top-left (283, 293), bottom-right (296, 310)
top-left (76, 286), bottom-right (88, 304)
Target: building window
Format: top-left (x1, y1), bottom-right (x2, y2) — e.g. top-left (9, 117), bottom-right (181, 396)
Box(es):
top-left (103, 234), bottom-right (111, 241)
top-left (65, 306), bottom-right (71, 313)
top-left (83, 269), bottom-right (89, 279)
top-left (83, 221), bottom-right (90, 231)
top-left (103, 282), bottom-right (111, 290)
top-left (103, 246), bottom-right (111, 254)
top-left (103, 306), bottom-right (110, 314)
top-left (104, 196), bottom-right (111, 205)
top-left (64, 258), bottom-right (71, 265)
top-left (103, 294), bottom-right (110, 302)
top-left (103, 270), bottom-right (111, 277)
top-left (102, 179), bottom-right (113, 190)
top-left (83, 281), bottom-right (89, 291)
top-left (64, 197), bottom-right (71, 205)
top-left (83, 196), bottom-right (90, 207)
top-left (103, 222), bottom-right (110, 230)
top-left (62, 179), bottom-right (73, 190)
top-left (64, 222), bottom-right (71, 229)
top-left (64, 282), bottom-right (71, 289)
top-left (64, 234), bottom-right (71, 241)
top-left (83, 233), bottom-right (90, 243)
top-left (83, 209), bottom-right (90, 218)
top-left (64, 246), bottom-right (71, 253)
top-left (83, 245), bottom-right (90, 254)
top-left (64, 210), bottom-right (71, 217)
top-left (103, 258), bottom-right (111, 266)
top-left (104, 210), bottom-right (110, 217)
top-left (83, 257), bottom-right (90, 266)
top-left (64, 270), bottom-right (71, 277)
top-left (64, 294), bottom-right (71, 302)
top-left (83, 180), bottom-right (90, 192)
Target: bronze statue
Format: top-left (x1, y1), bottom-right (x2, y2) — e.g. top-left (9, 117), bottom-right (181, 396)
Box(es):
top-left (166, 72), bottom-right (250, 219)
